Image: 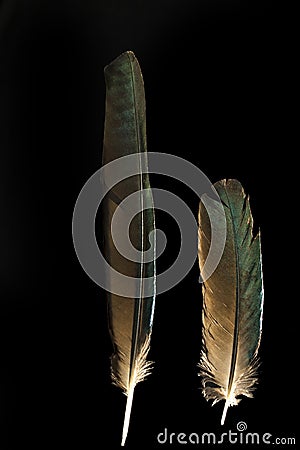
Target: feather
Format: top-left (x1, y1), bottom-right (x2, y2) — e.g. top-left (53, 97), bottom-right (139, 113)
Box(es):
top-left (102, 51), bottom-right (156, 446)
top-left (198, 179), bottom-right (264, 425)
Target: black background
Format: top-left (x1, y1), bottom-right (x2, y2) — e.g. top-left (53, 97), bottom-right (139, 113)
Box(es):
top-left (0, 1), bottom-right (296, 449)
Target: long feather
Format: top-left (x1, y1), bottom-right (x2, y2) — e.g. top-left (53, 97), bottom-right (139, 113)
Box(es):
top-left (102, 51), bottom-right (156, 446)
top-left (198, 179), bottom-right (264, 425)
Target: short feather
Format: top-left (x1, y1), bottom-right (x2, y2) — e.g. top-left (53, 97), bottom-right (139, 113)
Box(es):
top-left (198, 179), bottom-right (264, 424)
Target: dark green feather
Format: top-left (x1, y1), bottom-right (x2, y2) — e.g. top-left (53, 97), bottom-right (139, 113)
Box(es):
top-left (102, 51), bottom-right (156, 446)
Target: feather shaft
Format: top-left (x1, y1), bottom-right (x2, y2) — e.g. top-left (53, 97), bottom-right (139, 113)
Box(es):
top-left (122, 385), bottom-right (135, 446)
top-left (221, 399), bottom-right (230, 426)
